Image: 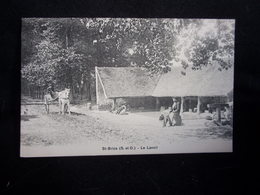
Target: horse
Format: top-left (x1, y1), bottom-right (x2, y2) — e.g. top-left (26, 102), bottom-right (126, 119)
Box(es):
top-left (58, 88), bottom-right (71, 115)
top-left (44, 87), bottom-right (70, 115)
top-left (44, 88), bottom-right (59, 114)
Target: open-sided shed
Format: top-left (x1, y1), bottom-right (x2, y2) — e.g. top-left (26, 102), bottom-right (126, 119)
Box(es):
top-left (95, 66), bottom-right (159, 110)
top-left (95, 66), bottom-right (233, 114)
top-left (153, 66), bottom-right (233, 97)
top-left (152, 66), bottom-right (233, 113)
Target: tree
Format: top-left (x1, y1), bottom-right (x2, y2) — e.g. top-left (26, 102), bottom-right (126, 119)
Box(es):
top-left (79, 18), bottom-right (176, 74)
top-left (21, 18), bottom-right (84, 98)
top-left (21, 18), bottom-right (235, 100)
top-left (172, 19), bottom-right (235, 70)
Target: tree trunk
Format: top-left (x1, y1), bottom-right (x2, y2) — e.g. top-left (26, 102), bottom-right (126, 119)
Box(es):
top-left (28, 85), bottom-right (31, 97)
top-left (41, 88), bottom-right (44, 100)
top-left (86, 70), bottom-right (92, 101)
top-left (70, 84), bottom-right (74, 101)
top-left (80, 74), bottom-right (87, 100)
top-left (34, 86), bottom-right (36, 98)
top-left (37, 87), bottom-right (39, 99)
top-left (87, 82), bottom-right (91, 101)
top-left (32, 86), bottom-right (34, 98)
top-left (78, 81), bottom-right (82, 100)
top-left (65, 19), bottom-right (73, 49)
top-left (65, 25), bottom-right (69, 49)
top-left (95, 66), bottom-right (99, 108)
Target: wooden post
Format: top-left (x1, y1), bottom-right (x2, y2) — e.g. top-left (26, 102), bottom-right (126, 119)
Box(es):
top-left (216, 106), bottom-right (221, 123)
top-left (189, 98), bottom-right (192, 112)
top-left (112, 98), bottom-right (116, 110)
top-left (180, 97), bottom-right (184, 114)
top-left (155, 97), bottom-right (160, 110)
top-left (197, 96), bottom-right (201, 114)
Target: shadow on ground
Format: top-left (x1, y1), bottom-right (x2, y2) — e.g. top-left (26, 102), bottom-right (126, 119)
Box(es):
top-left (47, 111), bottom-right (86, 116)
top-left (21, 115), bottom-right (39, 121)
top-left (201, 121), bottom-right (232, 140)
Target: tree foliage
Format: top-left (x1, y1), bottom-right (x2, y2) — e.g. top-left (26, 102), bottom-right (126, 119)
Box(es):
top-left (172, 19), bottom-right (235, 70)
top-left (21, 18), bottom-right (235, 99)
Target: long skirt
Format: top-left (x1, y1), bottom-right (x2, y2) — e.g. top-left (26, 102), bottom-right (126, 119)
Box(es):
top-left (172, 113), bottom-right (182, 126)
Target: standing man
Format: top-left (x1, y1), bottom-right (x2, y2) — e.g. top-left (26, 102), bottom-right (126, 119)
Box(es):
top-left (170, 98), bottom-right (182, 126)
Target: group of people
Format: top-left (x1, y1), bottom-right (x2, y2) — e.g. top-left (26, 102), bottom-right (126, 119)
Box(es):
top-left (159, 98), bottom-right (182, 127)
top-left (110, 104), bottom-right (127, 115)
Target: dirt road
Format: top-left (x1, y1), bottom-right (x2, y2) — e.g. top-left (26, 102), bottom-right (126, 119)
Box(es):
top-left (21, 104), bottom-right (232, 157)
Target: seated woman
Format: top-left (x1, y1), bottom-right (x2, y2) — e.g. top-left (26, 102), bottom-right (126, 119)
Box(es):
top-left (159, 107), bottom-right (173, 127)
top-left (224, 106), bottom-right (232, 121)
top-left (116, 104), bottom-right (127, 115)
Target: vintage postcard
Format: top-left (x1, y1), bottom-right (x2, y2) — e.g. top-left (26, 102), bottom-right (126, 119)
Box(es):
top-left (21, 18), bottom-right (234, 157)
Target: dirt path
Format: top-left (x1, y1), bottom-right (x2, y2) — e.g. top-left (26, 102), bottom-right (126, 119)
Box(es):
top-left (21, 104), bottom-right (232, 157)
top-left (21, 105), bottom-right (144, 146)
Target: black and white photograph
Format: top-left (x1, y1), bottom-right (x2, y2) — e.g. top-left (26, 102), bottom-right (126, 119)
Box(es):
top-left (21, 18), bottom-right (234, 157)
